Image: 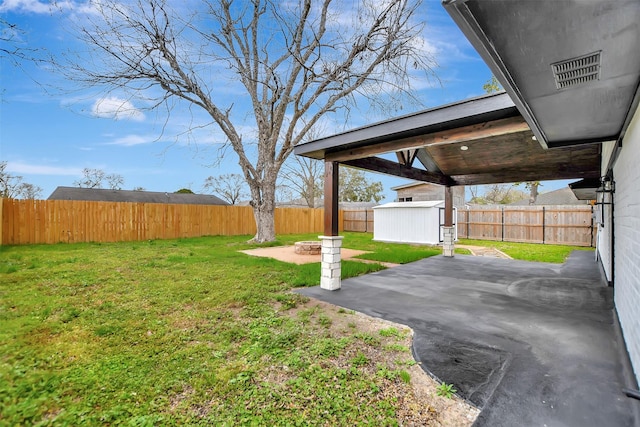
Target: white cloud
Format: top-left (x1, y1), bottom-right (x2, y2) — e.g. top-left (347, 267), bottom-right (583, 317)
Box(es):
top-left (0, 0), bottom-right (98, 14)
top-left (0, 0), bottom-right (51, 13)
top-left (106, 134), bottom-right (152, 146)
top-left (91, 96), bottom-right (145, 122)
top-left (6, 161), bottom-right (82, 176)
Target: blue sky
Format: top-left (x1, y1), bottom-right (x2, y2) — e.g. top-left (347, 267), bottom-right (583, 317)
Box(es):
top-left (0, 0), bottom-right (573, 202)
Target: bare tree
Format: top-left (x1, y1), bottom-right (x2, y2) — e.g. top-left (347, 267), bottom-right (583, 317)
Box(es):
top-left (57, 0), bottom-right (436, 242)
top-left (74, 168), bottom-right (106, 188)
top-left (1, 17), bottom-right (38, 65)
top-left (18, 183), bottom-right (43, 200)
top-left (106, 173), bottom-right (125, 190)
top-left (0, 161), bottom-right (43, 199)
top-left (203, 173), bottom-right (247, 205)
top-left (74, 168), bottom-right (124, 189)
top-left (280, 156), bottom-right (324, 208)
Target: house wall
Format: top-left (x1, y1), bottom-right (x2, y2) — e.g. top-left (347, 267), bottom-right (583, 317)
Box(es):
top-left (609, 104), bottom-right (640, 382)
top-left (597, 141), bottom-right (616, 283)
top-left (396, 184), bottom-right (465, 207)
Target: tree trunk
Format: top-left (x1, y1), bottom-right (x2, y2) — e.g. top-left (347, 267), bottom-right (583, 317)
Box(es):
top-left (248, 176), bottom-right (277, 243)
top-left (529, 182), bottom-right (539, 205)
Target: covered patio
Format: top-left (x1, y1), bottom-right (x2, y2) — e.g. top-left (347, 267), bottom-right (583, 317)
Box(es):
top-left (296, 250), bottom-right (637, 426)
top-left (294, 92), bottom-right (601, 290)
top-left (293, 1), bottom-right (640, 423)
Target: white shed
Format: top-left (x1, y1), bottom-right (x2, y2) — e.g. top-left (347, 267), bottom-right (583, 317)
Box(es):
top-left (373, 201), bottom-right (457, 245)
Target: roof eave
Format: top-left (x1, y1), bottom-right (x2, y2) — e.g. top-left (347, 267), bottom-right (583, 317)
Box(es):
top-left (295, 92), bottom-right (517, 159)
top-left (443, 0), bottom-right (548, 148)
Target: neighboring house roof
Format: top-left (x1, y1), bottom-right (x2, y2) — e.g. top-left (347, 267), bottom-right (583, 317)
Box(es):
top-left (48, 186), bottom-right (228, 205)
top-left (390, 181), bottom-right (434, 191)
top-left (277, 197), bottom-right (323, 208)
top-left (510, 187), bottom-right (589, 206)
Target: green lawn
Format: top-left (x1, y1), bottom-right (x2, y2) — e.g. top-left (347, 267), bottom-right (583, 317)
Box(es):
top-left (457, 238), bottom-right (594, 263)
top-left (0, 233), bottom-right (441, 426)
top-left (0, 233), bottom-right (591, 425)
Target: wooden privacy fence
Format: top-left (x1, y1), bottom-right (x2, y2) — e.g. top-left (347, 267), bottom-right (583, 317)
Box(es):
top-left (0, 198), bottom-right (342, 245)
top-left (343, 209), bottom-right (374, 232)
top-left (456, 205), bottom-right (594, 247)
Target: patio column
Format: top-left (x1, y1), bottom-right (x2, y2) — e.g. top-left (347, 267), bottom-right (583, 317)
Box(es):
top-left (443, 185), bottom-right (455, 257)
top-left (320, 160), bottom-right (342, 290)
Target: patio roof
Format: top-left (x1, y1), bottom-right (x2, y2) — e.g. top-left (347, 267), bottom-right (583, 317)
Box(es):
top-left (294, 92), bottom-right (601, 186)
top-left (443, 0), bottom-right (640, 150)
top-left (296, 0), bottom-right (640, 189)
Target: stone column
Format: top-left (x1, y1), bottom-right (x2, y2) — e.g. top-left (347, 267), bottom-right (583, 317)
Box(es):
top-left (442, 226), bottom-right (455, 257)
top-left (319, 235), bottom-right (344, 290)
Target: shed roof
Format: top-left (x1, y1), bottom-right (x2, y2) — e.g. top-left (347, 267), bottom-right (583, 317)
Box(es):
top-left (374, 200), bottom-right (444, 209)
top-left (48, 186), bottom-right (228, 205)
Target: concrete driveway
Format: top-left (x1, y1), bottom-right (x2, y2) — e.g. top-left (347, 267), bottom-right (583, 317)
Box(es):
top-left (296, 251), bottom-right (639, 426)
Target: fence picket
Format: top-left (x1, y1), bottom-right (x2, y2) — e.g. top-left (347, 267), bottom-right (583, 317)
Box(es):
top-left (0, 199), bottom-right (339, 245)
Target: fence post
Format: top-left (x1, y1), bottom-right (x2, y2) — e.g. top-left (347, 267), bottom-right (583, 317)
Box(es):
top-left (542, 206), bottom-right (546, 244)
top-left (466, 209), bottom-right (470, 239)
top-left (365, 209), bottom-right (368, 232)
top-left (0, 198), bottom-right (3, 246)
top-left (501, 207), bottom-right (504, 241)
top-left (590, 205), bottom-right (594, 247)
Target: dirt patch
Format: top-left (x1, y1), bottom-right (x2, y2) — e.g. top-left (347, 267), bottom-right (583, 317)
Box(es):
top-left (241, 245), bottom-right (371, 265)
top-left (280, 298), bottom-right (480, 426)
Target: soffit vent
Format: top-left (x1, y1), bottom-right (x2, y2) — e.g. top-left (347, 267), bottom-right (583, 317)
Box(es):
top-left (551, 51), bottom-right (601, 90)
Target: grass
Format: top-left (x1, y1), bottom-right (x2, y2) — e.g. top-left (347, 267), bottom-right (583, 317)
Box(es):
top-left (0, 232), bottom-right (590, 424)
top-left (458, 238), bottom-right (593, 263)
top-left (0, 233), bottom-right (442, 426)
top-left (275, 232), bottom-right (443, 265)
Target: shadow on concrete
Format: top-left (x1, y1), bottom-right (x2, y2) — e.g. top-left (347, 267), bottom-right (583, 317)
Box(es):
top-left (296, 251), bottom-right (639, 427)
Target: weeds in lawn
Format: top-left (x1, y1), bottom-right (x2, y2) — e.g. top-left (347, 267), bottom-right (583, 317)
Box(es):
top-left (436, 382), bottom-right (458, 398)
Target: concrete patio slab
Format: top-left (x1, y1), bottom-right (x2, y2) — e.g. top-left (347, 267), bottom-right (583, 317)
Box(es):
top-left (296, 251), bottom-right (640, 427)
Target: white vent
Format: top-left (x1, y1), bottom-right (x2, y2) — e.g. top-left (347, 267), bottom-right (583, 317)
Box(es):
top-left (552, 51), bottom-right (601, 89)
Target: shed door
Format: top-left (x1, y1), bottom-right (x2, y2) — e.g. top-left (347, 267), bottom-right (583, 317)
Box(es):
top-left (438, 208), bottom-right (457, 242)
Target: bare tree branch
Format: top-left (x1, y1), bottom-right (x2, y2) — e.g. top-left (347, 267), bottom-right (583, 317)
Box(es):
top-left (0, 161), bottom-right (43, 199)
top-left (203, 173), bottom-right (247, 205)
top-left (55, 0), bottom-right (437, 242)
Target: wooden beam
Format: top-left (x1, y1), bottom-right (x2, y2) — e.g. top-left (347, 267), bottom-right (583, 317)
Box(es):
top-left (444, 186), bottom-right (453, 227)
top-left (395, 149), bottom-right (419, 167)
top-left (324, 160), bottom-right (339, 236)
top-left (342, 157), bottom-right (454, 186)
top-left (415, 149), bottom-right (442, 173)
top-left (326, 116), bottom-right (529, 162)
top-left (451, 169), bottom-right (601, 186)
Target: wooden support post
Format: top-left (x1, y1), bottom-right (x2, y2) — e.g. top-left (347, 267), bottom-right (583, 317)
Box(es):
top-left (442, 186), bottom-right (455, 257)
top-left (444, 186), bottom-right (453, 227)
top-left (324, 161), bottom-right (339, 236)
